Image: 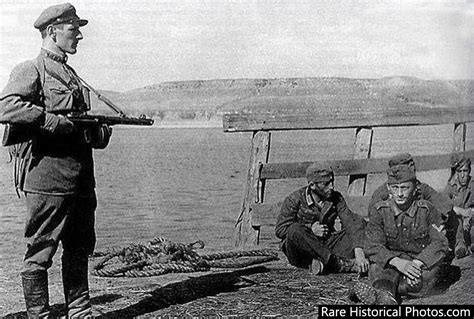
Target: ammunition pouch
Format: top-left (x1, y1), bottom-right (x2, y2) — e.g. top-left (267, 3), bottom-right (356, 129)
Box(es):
top-left (84, 124), bottom-right (112, 149)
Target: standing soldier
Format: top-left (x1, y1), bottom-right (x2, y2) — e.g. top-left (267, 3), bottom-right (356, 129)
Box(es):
top-left (275, 162), bottom-right (369, 275)
top-left (444, 154), bottom-right (473, 257)
top-left (352, 164), bottom-right (448, 305)
top-left (0, 3), bottom-right (111, 318)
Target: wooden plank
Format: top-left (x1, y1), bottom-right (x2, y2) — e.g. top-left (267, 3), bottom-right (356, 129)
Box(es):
top-left (223, 106), bottom-right (474, 132)
top-left (348, 127), bottom-right (373, 196)
top-left (259, 150), bottom-right (474, 180)
top-left (251, 196), bottom-right (371, 228)
top-left (234, 131), bottom-right (271, 247)
top-left (453, 123), bottom-right (466, 152)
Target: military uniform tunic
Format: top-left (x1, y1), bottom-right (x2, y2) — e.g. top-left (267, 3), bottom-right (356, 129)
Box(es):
top-left (365, 198), bottom-right (448, 297)
top-left (0, 48), bottom-right (94, 194)
top-left (275, 186), bottom-right (366, 268)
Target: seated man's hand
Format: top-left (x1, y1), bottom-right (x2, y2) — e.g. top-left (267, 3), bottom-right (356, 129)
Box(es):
top-left (405, 276), bottom-right (421, 287)
top-left (463, 216), bottom-right (471, 232)
top-left (354, 247), bottom-right (369, 274)
top-left (389, 257), bottom-right (423, 280)
top-left (453, 206), bottom-right (471, 219)
top-left (311, 222), bottom-right (328, 237)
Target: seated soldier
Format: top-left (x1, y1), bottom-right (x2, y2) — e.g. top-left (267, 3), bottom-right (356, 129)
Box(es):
top-left (444, 154), bottom-right (473, 257)
top-left (352, 164), bottom-right (448, 305)
top-left (275, 162), bottom-right (369, 275)
top-left (369, 152), bottom-right (455, 257)
top-left (369, 153), bottom-right (452, 219)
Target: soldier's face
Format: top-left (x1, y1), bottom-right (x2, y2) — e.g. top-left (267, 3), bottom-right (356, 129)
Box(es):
top-left (387, 181), bottom-right (416, 208)
top-left (53, 22), bottom-right (83, 54)
top-left (456, 163), bottom-right (471, 186)
top-left (310, 180), bottom-right (334, 200)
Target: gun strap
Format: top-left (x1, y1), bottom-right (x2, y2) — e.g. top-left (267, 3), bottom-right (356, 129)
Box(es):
top-left (71, 72), bottom-right (126, 116)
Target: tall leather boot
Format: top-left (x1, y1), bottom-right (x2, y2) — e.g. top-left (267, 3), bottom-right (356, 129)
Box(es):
top-left (62, 252), bottom-right (92, 318)
top-left (21, 270), bottom-right (50, 318)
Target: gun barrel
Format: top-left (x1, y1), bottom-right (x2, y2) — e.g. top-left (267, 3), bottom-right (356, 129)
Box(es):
top-left (67, 114), bottom-right (154, 126)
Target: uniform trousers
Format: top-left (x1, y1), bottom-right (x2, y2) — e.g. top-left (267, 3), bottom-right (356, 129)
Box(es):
top-left (368, 253), bottom-right (441, 298)
top-left (23, 192), bottom-right (97, 272)
top-left (281, 223), bottom-right (356, 269)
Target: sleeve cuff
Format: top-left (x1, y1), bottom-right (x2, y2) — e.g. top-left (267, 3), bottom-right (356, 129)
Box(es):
top-left (41, 113), bottom-right (60, 134)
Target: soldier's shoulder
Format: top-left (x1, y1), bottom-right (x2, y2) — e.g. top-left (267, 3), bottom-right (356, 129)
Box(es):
top-left (416, 198), bottom-right (434, 210)
top-left (374, 199), bottom-right (391, 210)
top-left (10, 59), bottom-right (39, 77)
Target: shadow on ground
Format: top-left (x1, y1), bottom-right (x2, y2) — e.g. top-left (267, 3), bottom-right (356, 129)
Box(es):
top-left (96, 266), bottom-right (269, 318)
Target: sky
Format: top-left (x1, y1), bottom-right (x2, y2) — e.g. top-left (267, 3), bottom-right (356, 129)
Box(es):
top-left (0, 0), bottom-right (473, 92)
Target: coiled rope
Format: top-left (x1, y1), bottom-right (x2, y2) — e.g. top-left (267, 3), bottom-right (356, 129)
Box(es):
top-left (91, 236), bottom-right (279, 277)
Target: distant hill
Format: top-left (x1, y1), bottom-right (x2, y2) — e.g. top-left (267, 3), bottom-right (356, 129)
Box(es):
top-left (89, 77), bottom-right (473, 124)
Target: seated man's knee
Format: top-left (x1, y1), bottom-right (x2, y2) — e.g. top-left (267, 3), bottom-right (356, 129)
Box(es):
top-left (286, 223), bottom-right (312, 241)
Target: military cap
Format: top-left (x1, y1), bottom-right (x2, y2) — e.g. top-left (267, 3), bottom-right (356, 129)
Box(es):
top-left (388, 153), bottom-right (415, 169)
top-left (306, 162), bottom-right (334, 183)
top-left (450, 153), bottom-right (471, 169)
top-left (387, 164), bottom-right (416, 184)
top-left (34, 3), bottom-right (88, 30)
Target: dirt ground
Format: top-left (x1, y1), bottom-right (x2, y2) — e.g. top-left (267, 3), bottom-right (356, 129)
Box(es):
top-left (2, 247), bottom-right (472, 318)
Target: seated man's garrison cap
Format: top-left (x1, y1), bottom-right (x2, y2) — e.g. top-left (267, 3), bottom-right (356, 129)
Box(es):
top-left (387, 164), bottom-right (416, 185)
top-left (306, 163), bottom-right (334, 183)
top-left (34, 3), bottom-right (88, 30)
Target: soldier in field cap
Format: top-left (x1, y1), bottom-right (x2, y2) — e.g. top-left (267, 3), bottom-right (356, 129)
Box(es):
top-left (351, 164), bottom-right (448, 305)
top-left (369, 153), bottom-right (452, 221)
top-left (0, 3), bottom-right (111, 318)
top-left (444, 154), bottom-right (473, 258)
top-left (275, 162), bottom-right (369, 276)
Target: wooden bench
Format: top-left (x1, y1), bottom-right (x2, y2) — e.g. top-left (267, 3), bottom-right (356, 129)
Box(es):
top-left (222, 77), bottom-right (474, 246)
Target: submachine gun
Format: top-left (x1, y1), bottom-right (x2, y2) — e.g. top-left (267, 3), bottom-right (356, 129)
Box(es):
top-left (67, 77), bottom-right (154, 149)
top-left (1, 77), bottom-right (154, 147)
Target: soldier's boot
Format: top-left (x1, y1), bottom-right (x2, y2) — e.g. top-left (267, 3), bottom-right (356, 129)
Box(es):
top-left (332, 256), bottom-right (358, 273)
top-left (21, 270), bottom-right (50, 319)
top-left (397, 277), bottom-right (423, 296)
top-left (455, 241), bottom-right (469, 259)
top-left (349, 282), bottom-right (398, 305)
top-left (309, 258), bottom-right (325, 275)
top-left (62, 254), bottom-right (92, 318)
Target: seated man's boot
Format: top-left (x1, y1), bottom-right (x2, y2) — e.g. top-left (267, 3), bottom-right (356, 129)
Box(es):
top-left (349, 282), bottom-right (377, 304)
top-left (455, 242), bottom-right (469, 259)
top-left (21, 270), bottom-right (50, 319)
top-left (398, 276), bottom-right (423, 296)
top-left (62, 254), bottom-right (92, 318)
top-left (332, 255), bottom-right (357, 273)
top-left (350, 282), bottom-right (398, 305)
top-left (309, 258), bottom-right (325, 275)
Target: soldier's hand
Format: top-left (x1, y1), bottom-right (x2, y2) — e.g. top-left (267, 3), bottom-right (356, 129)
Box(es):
top-left (390, 258), bottom-right (422, 280)
top-left (463, 216), bottom-right (471, 232)
top-left (42, 113), bottom-right (74, 135)
top-left (354, 247), bottom-right (369, 274)
top-left (405, 276), bottom-right (421, 287)
top-left (311, 222), bottom-right (328, 237)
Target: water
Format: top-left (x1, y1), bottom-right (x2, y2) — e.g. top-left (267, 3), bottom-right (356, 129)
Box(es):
top-left (0, 123), bottom-right (468, 312)
top-left (0, 123), bottom-right (461, 248)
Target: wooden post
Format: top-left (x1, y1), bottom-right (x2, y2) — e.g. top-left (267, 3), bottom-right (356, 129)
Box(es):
top-left (453, 123), bottom-right (466, 152)
top-left (235, 130), bottom-right (271, 247)
top-left (348, 127), bottom-right (373, 196)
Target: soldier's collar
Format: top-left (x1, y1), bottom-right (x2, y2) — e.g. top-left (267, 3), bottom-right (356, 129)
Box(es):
top-left (305, 186), bottom-right (324, 208)
top-left (389, 198), bottom-right (417, 217)
top-left (41, 48), bottom-right (68, 63)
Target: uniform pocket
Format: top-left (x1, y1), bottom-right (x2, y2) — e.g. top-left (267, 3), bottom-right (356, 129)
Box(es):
top-left (413, 227), bottom-right (430, 250)
top-left (47, 86), bottom-right (74, 112)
